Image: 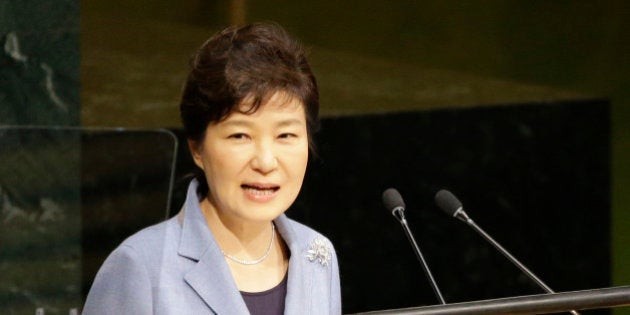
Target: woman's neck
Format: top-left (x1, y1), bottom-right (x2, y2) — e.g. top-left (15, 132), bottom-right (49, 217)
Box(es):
top-left (199, 197), bottom-right (274, 256)
top-left (199, 197), bottom-right (289, 292)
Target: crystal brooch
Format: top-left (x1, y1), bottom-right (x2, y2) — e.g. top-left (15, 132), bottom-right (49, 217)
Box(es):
top-left (306, 237), bottom-right (332, 266)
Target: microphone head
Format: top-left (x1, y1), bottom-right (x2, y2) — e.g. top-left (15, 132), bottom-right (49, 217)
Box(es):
top-left (434, 189), bottom-right (463, 216)
top-left (382, 188), bottom-right (405, 213)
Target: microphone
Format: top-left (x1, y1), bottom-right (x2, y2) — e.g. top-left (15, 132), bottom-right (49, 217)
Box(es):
top-left (434, 189), bottom-right (580, 315)
top-left (382, 188), bottom-right (446, 305)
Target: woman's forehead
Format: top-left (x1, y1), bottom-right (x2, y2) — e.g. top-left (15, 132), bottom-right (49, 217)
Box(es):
top-left (218, 98), bottom-right (306, 127)
top-left (237, 90), bottom-right (304, 112)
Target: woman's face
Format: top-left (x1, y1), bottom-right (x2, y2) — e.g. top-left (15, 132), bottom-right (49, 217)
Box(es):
top-left (190, 92), bottom-right (309, 224)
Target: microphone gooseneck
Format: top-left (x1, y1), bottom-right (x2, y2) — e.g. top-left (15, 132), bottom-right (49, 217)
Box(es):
top-left (382, 188), bottom-right (446, 305)
top-left (434, 189), bottom-right (580, 315)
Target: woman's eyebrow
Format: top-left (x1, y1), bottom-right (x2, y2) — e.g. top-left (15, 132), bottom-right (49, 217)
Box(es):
top-left (276, 118), bottom-right (304, 128)
top-left (220, 119), bottom-right (252, 128)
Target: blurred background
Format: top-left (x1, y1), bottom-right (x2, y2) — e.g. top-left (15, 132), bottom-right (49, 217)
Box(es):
top-left (1, 0), bottom-right (629, 314)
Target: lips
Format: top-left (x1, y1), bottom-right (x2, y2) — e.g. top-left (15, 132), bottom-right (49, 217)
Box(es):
top-left (241, 183), bottom-right (280, 201)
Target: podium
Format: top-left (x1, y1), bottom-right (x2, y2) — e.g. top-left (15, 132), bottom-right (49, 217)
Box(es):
top-left (350, 286), bottom-right (630, 314)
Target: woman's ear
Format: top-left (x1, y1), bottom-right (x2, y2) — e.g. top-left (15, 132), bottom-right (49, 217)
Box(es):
top-left (188, 139), bottom-right (205, 170)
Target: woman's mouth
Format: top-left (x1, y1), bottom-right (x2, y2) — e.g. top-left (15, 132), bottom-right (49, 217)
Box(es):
top-left (241, 183), bottom-right (280, 201)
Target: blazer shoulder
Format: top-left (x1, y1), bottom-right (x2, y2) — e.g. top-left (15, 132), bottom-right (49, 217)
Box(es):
top-left (83, 219), bottom-right (178, 313)
top-left (279, 216), bottom-right (336, 249)
top-left (111, 216), bottom-right (180, 263)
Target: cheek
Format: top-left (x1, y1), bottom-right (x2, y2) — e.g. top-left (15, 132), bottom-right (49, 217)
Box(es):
top-left (286, 146), bottom-right (309, 178)
top-left (202, 149), bottom-right (241, 184)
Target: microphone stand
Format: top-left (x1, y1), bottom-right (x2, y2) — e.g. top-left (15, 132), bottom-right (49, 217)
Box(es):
top-left (458, 212), bottom-right (579, 315)
top-left (393, 208), bottom-right (446, 305)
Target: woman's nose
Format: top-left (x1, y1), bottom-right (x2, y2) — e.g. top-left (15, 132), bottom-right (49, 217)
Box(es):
top-left (250, 142), bottom-right (278, 173)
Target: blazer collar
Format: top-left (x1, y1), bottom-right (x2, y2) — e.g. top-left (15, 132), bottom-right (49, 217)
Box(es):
top-left (178, 180), bottom-right (250, 314)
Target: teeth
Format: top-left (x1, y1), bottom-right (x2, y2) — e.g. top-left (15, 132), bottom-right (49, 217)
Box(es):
top-left (243, 187), bottom-right (276, 195)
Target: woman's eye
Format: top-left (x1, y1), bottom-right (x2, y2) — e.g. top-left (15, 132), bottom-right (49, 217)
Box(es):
top-left (278, 133), bottom-right (297, 139)
top-left (228, 133), bottom-right (249, 140)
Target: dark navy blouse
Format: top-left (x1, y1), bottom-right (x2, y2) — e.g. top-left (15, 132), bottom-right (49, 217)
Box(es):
top-left (241, 273), bottom-right (288, 315)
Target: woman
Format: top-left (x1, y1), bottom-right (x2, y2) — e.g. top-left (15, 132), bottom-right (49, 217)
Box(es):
top-left (83, 23), bottom-right (341, 314)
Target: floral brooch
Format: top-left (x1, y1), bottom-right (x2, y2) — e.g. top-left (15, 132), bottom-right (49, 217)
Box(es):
top-left (305, 237), bottom-right (332, 266)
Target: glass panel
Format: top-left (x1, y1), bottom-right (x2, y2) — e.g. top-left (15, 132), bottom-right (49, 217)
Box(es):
top-left (0, 126), bottom-right (177, 314)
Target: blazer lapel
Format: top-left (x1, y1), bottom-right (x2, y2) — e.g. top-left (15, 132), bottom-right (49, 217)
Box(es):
top-left (177, 182), bottom-right (250, 314)
top-left (183, 247), bottom-right (249, 314)
top-left (275, 215), bottom-right (314, 314)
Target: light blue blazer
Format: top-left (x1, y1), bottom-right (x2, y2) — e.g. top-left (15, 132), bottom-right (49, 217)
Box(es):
top-left (83, 180), bottom-right (341, 314)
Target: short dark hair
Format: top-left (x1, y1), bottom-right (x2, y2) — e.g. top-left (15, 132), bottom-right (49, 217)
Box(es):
top-left (179, 22), bottom-right (320, 196)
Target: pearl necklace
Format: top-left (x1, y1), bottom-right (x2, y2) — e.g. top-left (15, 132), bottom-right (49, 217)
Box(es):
top-left (222, 223), bottom-right (275, 265)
